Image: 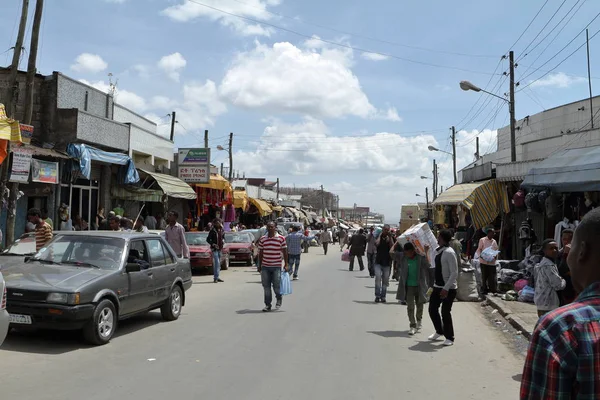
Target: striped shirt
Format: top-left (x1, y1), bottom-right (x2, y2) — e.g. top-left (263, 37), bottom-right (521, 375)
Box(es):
top-left (35, 222), bottom-right (53, 252)
top-left (259, 233), bottom-right (287, 267)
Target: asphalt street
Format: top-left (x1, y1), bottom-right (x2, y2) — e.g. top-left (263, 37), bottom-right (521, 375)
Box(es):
top-left (1, 246), bottom-right (524, 399)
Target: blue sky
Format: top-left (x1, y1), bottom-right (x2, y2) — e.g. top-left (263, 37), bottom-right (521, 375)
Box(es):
top-left (1, 0), bottom-right (598, 221)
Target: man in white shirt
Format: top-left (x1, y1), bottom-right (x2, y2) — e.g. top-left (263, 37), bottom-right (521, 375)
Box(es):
top-left (320, 228), bottom-right (332, 255)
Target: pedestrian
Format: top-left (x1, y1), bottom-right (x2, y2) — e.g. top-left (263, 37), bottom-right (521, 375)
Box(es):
top-left (165, 211), bottom-right (190, 259)
top-left (95, 207), bottom-right (105, 231)
top-left (108, 215), bottom-right (121, 231)
top-left (320, 227), bottom-right (332, 255)
top-left (476, 226), bottom-right (499, 295)
top-left (285, 225), bottom-right (314, 280)
top-left (303, 227), bottom-right (311, 254)
top-left (41, 208), bottom-right (53, 229)
top-left (28, 208), bottom-right (52, 252)
top-left (374, 224), bottom-right (394, 303)
top-left (338, 228), bottom-right (346, 252)
top-left (520, 208), bottom-right (600, 399)
top-left (449, 230), bottom-right (463, 269)
top-left (428, 229), bottom-right (459, 346)
top-left (258, 222), bottom-right (289, 312)
top-left (145, 213), bottom-right (157, 230)
top-left (156, 212), bottom-right (167, 230)
top-left (366, 226), bottom-right (377, 278)
top-left (134, 218), bottom-right (149, 233)
top-left (348, 228), bottom-right (367, 272)
top-left (397, 242), bottom-right (430, 335)
top-left (557, 228), bottom-right (577, 305)
top-left (533, 239), bottom-right (566, 318)
top-left (207, 220), bottom-right (225, 283)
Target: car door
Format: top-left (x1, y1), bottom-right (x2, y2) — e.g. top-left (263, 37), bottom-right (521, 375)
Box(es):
top-left (121, 240), bottom-right (153, 316)
top-left (146, 239), bottom-right (171, 306)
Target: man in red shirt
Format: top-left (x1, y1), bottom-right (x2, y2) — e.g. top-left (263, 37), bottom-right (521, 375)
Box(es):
top-left (258, 222), bottom-right (289, 312)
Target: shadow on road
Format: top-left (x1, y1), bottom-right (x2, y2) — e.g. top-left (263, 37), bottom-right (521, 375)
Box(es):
top-left (245, 281), bottom-right (263, 284)
top-left (407, 340), bottom-right (443, 353)
top-left (193, 281), bottom-right (217, 285)
top-left (1, 312), bottom-right (165, 355)
top-left (236, 309), bottom-right (285, 314)
top-left (368, 330), bottom-right (412, 338)
top-left (354, 276), bottom-right (371, 279)
top-left (353, 300), bottom-right (401, 306)
top-left (512, 374), bottom-right (523, 382)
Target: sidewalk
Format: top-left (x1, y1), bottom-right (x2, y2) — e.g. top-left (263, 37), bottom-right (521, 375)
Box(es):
top-left (485, 296), bottom-right (538, 340)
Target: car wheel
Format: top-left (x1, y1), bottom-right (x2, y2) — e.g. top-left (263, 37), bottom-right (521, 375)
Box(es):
top-left (161, 285), bottom-right (183, 321)
top-left (221, 256), bottom-right (229, 270)
top-left (246, 259), bottom-right (253, 266)
top-left (83, 299), bottom-right (117, 345)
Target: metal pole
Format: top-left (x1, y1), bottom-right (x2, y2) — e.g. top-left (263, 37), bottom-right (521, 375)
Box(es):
top-left (425, 187), bottom-right (429, 220)
top-left (475, 137), bottom-right (480, 159)
top-left (451, 126), bottom-right (457, 185)
top-left (204, 129), bottom-right (209, 148)
top-left (169, 111), bottom-right (176, 141)
top-left (509, 50), bottom-right (517, 162)
top-left (228, 132), bottom-right (233, 182)
top-left (587, 29), bottom-right (594, 129)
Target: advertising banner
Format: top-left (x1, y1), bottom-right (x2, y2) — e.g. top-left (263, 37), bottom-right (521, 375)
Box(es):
top-left (31, 158), bottom-right (59, 184)
top-left (178, 166), bottom-right (209, 183)
top-left (178, 148), bottom-right (210, 184)
top-left (9, 147), bottom-right (32, 183)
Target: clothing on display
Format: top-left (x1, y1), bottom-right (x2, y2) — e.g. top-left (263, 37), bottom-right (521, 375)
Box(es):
top-left (554, 218), bottom-right (576, 245)
top-left (457, 206), bottom-right (467, 227)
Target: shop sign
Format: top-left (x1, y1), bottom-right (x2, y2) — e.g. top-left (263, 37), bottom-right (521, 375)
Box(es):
top-left (19, 124), bottom-right (33, 144)
top-left (178, 166), bottom-right (209, 183)
top-left (178, 148), bottom-right (210, 165)
top-left (9, 147), bottom-right (32, 183)
top-left (31, 158), bottom-right (59, 184)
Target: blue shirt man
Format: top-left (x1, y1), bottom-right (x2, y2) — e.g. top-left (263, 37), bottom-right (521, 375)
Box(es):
top-left (285, 226), bottom-right (314, 280)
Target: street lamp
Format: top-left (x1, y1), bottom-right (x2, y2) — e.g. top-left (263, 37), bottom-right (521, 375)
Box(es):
top-left (420, 176), bottom-right (430, 180)
top-left (416, 190), bottom-right (430, 219)
top-left (217, 140), bottom-right (233, 181)
top-left (428, 146), bottom-right (456, 185)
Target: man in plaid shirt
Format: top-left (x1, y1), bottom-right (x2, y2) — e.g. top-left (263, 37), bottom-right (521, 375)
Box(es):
top-left (520, 207), bottom-right (600, 399)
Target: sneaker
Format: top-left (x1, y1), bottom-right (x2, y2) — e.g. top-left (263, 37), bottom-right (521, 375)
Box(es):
top-left (409, 328), bottom-right (417, 336)
top-left (276, 299), bottom-right (282, 309)
top-left (262, 305), bottom-right (272, 312)
top-left (443, 339), bottom-right (454, 346)
top-left (417, 321), bottom-right (422, 331)
top-left (293, 276), bottom-right (298, 280)
top-left (400, 301), bottom-right (407, 305)
top-left (381, 298), bottom-right (387, 303)
top-left (370, 275), bottom-right (375, 278)
top-left (217, 278), bottom-right (224, 283)
top-left (375, 297), bottom-right (381, 303)
top-left (428, 333), bottom-right (443, 341)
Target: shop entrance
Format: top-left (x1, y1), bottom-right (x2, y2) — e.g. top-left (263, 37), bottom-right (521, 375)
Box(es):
top-left (61, 178), bottom-right (99, 229)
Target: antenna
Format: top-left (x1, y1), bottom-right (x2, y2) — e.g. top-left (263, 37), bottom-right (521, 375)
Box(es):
top-left (108, 72), bottom-right (118, 97)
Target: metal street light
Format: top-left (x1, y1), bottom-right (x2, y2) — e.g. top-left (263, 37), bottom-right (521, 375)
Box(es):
top-left (428, 146), bottom-right (456, 185)
top-left (216, 145), bottom-right (228, 152)
top-left (420, 176), bottom-right (430, 180)
top-left (217, 133), bottom-right (234, 181)
top-left (428, 145), bottom-right (453, 156)
top-left (460, 80), bottom-right (508, 102)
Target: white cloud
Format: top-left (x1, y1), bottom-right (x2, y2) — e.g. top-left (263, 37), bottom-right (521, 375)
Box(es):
top-left (157, 52), bottom-right (187, 82)
top-left (105, 0), bottom-right (127, 3)
top-left (161, 0), bottom-right (278, 37)
top-left (79, 79), bottom-right (147, 111)
top-left (70, 53), bottom-right (108, 74)
top-left (219, 41), bottom-right (399, 120)
top-left (361, 52), bottom-right (389, 61)
top-left (529, 72), bottom-right (587, 89)
top-left (132, 64), bottom-right (151, 79)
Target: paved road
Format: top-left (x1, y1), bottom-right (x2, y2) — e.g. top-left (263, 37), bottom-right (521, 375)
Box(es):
top-left (1, 248), bottom-right (524, 399)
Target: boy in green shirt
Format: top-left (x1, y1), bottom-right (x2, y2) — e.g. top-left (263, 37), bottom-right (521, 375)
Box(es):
top-left (397, 242), bottom-right (431, 335)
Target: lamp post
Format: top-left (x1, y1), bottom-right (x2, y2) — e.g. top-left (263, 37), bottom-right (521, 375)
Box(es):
top-left (217, 138), bottom-right (233, 182)
top-left (427, 146), bottom-right (456, 186)
top-left (459, 51), bottom-right (516, 162)
top-left (416, 189), bottom-right (430, 219)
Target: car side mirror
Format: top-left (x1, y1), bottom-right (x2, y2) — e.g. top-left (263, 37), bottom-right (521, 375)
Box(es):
top-left (24, 256), bottom-right (32, 263)
top-left (125, 262), bottom-right (141, 273)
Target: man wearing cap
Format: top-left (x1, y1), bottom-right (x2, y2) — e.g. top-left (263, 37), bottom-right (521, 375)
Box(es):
top-left (476, 226), bottom-right (499, 295)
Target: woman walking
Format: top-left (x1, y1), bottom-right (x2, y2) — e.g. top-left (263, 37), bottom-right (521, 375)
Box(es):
top-left (397, 242), bottom-right (430, 335)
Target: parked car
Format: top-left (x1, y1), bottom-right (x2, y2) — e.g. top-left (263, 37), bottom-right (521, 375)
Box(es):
top-left (0, 270), bottom-right (8, 347)
top-left (3, 232), bottom-right (193, 345)
top-left (224, 232), bottom-right (256, 266)
top-left (185, 232), bottom-right (229, 273)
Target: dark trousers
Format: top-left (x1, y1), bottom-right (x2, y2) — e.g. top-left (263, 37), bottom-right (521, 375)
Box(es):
top-left (349, 255), bottom-right (364, 271)
top-left (323, 242), bottom-right (329, 255)
top-left (367, 252), bottom-right (375, 276)
top-left (480, 263), bottom-right (497, 294)
top-left (429, 287), bottom-right (457, 341)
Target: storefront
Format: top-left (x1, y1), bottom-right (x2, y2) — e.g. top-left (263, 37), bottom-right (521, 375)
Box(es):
top-left (195, 174), bottom-right (233, 230)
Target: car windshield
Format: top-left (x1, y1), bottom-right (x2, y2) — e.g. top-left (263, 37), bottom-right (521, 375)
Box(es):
top-left (32, 235), bottom-right (125, 270)
top-left (224, 233), bottom-right (253, 243)
top-left (185, 232), bottom-right (209, 246)
top-left (3, 234), bottom-right (36, 255)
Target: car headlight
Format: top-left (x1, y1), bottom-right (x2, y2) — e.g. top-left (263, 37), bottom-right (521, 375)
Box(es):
top-left (47, 292), bottom-right (80, 305)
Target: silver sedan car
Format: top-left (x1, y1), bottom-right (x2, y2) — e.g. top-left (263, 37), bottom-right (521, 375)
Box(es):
top-left (0, 270), bottom-right (9, 347)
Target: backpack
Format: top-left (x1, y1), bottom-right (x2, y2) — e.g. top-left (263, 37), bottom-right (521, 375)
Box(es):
top-left (518, 221), bottom-right (531, 240)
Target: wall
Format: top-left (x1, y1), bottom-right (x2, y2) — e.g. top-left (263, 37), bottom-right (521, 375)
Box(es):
top-left (55, 73), bottom-right (113, 119)
top-left (113, 104), bottom-right (156, 132)
top-left (129, 124), bottom-right (173, 165)
top-left (0, 70), bottom-right (45, 141)
top-left (56, 109), bottom-right (129, 151)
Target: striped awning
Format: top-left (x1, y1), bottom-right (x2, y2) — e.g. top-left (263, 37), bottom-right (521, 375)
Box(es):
top-left (249, 197), bottom-right (272, 217)
top-left (233, 190), bottom-right (249, 210)
top-left (111, 186), bottom-right (163, 202)
top-left (432, 179), bottom-right (510, 229)
top-left (140, 169), bottom-right (197, 200)
top-left (196, 174), bottom-right (232, 192)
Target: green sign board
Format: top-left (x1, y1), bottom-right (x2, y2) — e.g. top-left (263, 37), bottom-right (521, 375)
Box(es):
top-left (178, 148), bottom-right (210, 165)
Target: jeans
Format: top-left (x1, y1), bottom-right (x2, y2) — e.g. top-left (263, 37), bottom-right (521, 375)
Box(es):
top-left (349, 255), bottom-right (364, 271)
top-left (288, 254), bottom-right (301, 277)
top-left (213, 250), bottom-right (221, 280)
top-left (261, 267), bottom-right (282, 306)
top-left (406, 286), bottom-right (424, 328)
top-left (480, 263), bottom-right (497, 294)
top-left (323, 242), bottom-right (329, 255)
top-left (429, 287), bottom-right (457, 341)
top-left (374, 264), bottom-right (391, 299)
top-left (367, 252), bottom-right (376, 276)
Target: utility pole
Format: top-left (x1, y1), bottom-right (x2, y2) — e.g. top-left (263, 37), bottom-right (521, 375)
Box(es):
top-left (586, 29), bottom-right (594, 129)
top-left (220, 162), bottom-right (223, 176)
top-left (204, 129), bottom-right (208, 148)
top-left (169, 111), bottom-right (176, 141)
top-left (509, 50), bottom-right (517, 162)
top-left (320, 185), bottom-right (325, 218)
top-left (276, 178), bottom-right (280, 200)
top-left (228, 132), bottom-right (233, 182)
top-left (425, 187), bottom-right (429, 220)
top-left (451, 126), bottom-right (457, 185)
top-left (475, 137), bottom-right (480, 160)
top-left (432, 159), bottom-right (438, 200)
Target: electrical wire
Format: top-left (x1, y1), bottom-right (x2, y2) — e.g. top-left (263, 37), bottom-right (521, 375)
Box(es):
top-left (516, 0), bottom-right (569, 62)
top-left (184, 0), bottom-right (502, 76)
top-left (507, 0), bottom-right (551, 51)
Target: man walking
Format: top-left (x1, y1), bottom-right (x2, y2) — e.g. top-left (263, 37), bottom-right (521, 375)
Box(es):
top-left (28, 208), bottom-right (53, 252)
top-left (348, 229), bottom-right (367, 272)
top-left (339, 229), bottom-right (346, 252)
top-left (476, 226), bottom-right (499, 295)
top-left (397, 242), bottom-right (430, 335)
top-left (134, 218), bottom-right (149, 233)
top-left (520, 208), bottom-right (600, 399)
top-left (207, 220), bottom-right (225, 283)
top-left (165, 211), bottom-right (190, 259)
top-left (285, 225), bottom-right (314, 280)
top-left (374, 225), bottom-right (394, 303)
top-left (428, 229), bottom-right (459, 346)
top-left (258, 222), bottom-right (289, 312)
top-left (366, 226), bottom-right (377, 278)
top-left (320, 227), bottom-right (332, 255)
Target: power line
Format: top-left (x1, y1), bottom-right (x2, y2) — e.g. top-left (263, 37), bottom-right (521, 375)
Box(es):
top-left (184, 0), bottom-right (502, 76)
top-left (516, 0), bottom-right (569, 62)
top-left (507, 0), bottom-right (551, 51)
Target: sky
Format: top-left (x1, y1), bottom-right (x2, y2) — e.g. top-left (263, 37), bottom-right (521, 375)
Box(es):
top-left (1, 0), bottom-right (599, 223)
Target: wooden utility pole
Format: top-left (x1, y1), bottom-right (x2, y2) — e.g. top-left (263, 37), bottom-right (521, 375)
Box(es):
top-left (204, 129), bottom-right (208, 148)
top-left (425, 187), bottom-right (429, 220)
top-left (432, 159), bottom-right (437, 200)
top-left (169, 111), bottom-right (176, 141)
top-left (475, 137), bottom-right (480, 160)
top-left (276, 178), bottom-right (280, 200)
top-left (220, 162), bottom-right (223, 176)
top-left (228, 132), bottom-right (233, 182)
top-left (509, 50), bottom-right (517, 162)
top-left (586, 29), bottom-right (594, 129)
top-left (451, 126), bottom-right (457, 185)
top-left (320, 185), bottom-right (325, 218)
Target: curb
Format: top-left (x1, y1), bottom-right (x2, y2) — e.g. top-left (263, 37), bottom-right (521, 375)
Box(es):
top-left (485, 295), bottom-right (532, 340)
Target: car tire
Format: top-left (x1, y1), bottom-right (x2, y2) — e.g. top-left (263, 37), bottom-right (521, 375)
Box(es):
top-left (161, 285), bottom-right (183, 321)
top-left (83, 299), bottom-right (117, 346)
top-left (221, 256), bottom-right (229, 270)
top-left (246, 259), bottom-right (253, 266)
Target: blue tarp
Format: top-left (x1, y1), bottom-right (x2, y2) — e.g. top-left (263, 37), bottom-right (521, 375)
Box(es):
top-left (67, 143), bottom-right (139, 184)
top-left (522, 146), bottom-right (600, 192)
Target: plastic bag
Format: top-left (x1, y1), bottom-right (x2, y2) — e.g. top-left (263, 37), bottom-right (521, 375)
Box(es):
top-left (518, 285), bottom-right (534, 303)
top-left (514, 279), bottom-right (528, 293)
top-left (481, 247), bottom-right (500, 263)
top-left (341, 249), bottom-right (350, 262)
top-left (280, 271), bottom-right (292, 295)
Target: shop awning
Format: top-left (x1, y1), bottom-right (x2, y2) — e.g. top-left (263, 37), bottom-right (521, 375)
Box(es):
top-left (249, 197), bottom-right (272, 217)
top-left (67, 143), bottom-right (139, 184)
top-left (111, 186), bottom-right (163, 202)
top-left (432, 179), bottom-right (510, 229)
top-left (233, 190), bottom-right (249, 210)
top-left (196, 174), bottom-right (232, 191)
top-left (140, 169), bottom-right (197, 200)
top-left (271, 205), bottom-right (283, 212)
top-left (522, 146), bottom-right (600, 192)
